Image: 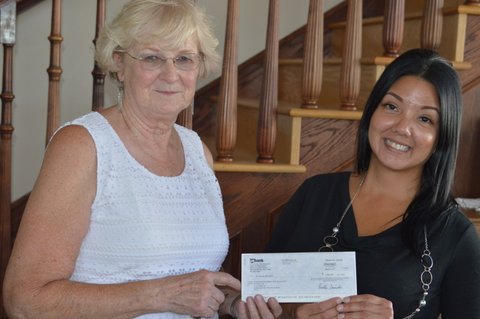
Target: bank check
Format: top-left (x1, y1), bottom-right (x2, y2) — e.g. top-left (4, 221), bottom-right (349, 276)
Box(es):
top-left (241, 252), bottom-right (356, 303)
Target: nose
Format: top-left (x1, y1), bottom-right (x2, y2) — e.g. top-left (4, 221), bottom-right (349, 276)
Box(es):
top-left (392, 116), bottom-right (412, 136)
top-left (159, 59), bottom-right (179, 82)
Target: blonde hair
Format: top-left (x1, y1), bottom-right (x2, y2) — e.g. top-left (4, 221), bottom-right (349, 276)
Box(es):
top-left (95, 0), bottom-right (220, 79)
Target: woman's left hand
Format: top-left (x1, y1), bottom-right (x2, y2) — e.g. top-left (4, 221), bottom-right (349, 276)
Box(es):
top-left (234, 295), bottom-right (282, 319)
top-left (336, 294), bottom-right (393, 319)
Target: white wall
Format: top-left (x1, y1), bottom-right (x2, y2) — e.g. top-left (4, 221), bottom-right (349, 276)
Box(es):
top-left (2, 0), bottom-right (341, 200)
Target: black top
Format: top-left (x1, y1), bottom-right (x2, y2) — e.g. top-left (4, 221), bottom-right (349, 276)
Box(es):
top-left (266, 172), bottom-right (480, 319)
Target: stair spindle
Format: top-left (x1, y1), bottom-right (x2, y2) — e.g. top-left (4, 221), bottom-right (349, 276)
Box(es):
top-left (176, 103), bottom-right (193, 129)
top-left (339, 0), bottom-right (362, 111)
top-left (421, 0), bottom-right (444, 51)
top-left (257, 0), bottom-right (280, 164)
top-left (301, 0), bottom-right (324, 109)
top-left (216, 0), bottom-right (239, 162)
top-left (46, 0), bottom-right (63, 146)
top-left (176, 0), bottom-right (197, 129)
top-left (92, 0), bottom-right (106, 111)
top-left (383, 0), bottom-right (404, 57)
top-left (0, 42), bottom-right (14, 319)
top-left (0, 1), bottom-right (15, 317)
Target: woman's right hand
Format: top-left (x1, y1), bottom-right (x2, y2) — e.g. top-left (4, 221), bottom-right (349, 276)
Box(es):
top-left (294, 298), bottom-right (342, 319)
top-left (156, 270), bottom-right (241, 318)
top-left (292, 294), bottom-right (393, 319)
top-left (234, 295), bottom-right (283, 319)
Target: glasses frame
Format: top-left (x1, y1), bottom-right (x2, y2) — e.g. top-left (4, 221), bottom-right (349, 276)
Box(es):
top-left (116, 50), bottom-right (204, 72)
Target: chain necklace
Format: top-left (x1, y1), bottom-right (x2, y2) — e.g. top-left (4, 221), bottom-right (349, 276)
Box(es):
top-left (318, 175), bottom-right (434, 319)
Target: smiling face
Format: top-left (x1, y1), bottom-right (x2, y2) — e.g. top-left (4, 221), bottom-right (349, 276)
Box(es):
top-left (115, 36), bottom-right (200, 121)
top-left (368, 75), bottom-right (440, 175)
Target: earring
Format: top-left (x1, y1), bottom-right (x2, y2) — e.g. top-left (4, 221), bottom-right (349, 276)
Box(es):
top-left (117, 87), bottom-right (124, 108)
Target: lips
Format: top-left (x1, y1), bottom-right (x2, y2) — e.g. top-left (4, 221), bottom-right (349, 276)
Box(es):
top-left (385, 138), bottom-right (411, 152)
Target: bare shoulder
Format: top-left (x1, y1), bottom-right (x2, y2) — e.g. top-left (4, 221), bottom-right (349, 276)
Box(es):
top-left (46, 124), bottom-right (96, 162)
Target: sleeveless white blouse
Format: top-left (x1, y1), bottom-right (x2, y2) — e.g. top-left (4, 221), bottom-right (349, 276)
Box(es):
top-left (66, 112), bottom-right (229, 318)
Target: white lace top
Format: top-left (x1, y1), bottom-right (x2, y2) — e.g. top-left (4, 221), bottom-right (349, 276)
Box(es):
top-left (67, 112), bottom-right (229, 318)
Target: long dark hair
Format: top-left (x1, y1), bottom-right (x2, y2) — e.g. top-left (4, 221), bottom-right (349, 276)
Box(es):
top-left (355, 48), bottom-right (463, 255)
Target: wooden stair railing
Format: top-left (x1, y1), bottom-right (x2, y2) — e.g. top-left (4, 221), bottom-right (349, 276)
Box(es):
top-left (92, 0), bottom-right (106, 111)
top-left (215, 0), bottom-right (239, 162)
top-left (301, 0), bottom-right (324, 109)
top-left (45, 0), bottom-right (62, 145)
top-left (256, 0), bottom-right (279, 164)
top-left (213, 0), bottom-right (475, 167)
top-left (2, 0), bottom-right (480, 317)
top-left (422, 0), bottom-right (444, 50)
top-left (339, 0), bottom-right (362, 110)
top-left (0, 1), bottom-right (15, 317)
top-left (383, 0), bottom-right (405, 57)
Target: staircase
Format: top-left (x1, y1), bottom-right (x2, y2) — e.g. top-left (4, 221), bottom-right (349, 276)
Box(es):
top-left (1, 0), bottom-right (480, 317)
top-left (191, 0), bottom-right (480, 278)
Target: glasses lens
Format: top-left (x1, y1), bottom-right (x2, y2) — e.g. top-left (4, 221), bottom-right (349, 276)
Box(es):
top-left (139, 55), bottom-right (164, 70)
top-left (174, 54), bottom-right (200, 71)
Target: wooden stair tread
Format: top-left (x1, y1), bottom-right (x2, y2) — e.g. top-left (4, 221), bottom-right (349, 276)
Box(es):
top-left (235, 97), bottom-right (363, 120)
top-left (279, 56), bottom-right (472, 70)
top-left (213, 161), bottom-right (306, 173)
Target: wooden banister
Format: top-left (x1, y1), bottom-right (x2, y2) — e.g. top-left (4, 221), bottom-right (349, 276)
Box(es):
top-left (339, 0), bottom-right (362, 110)
top-left (421, 0), bottom-right (444, 51)
top-left (215, 0), bottom-right (239, 162)
top-left (301, 0), bottom-right (324, 109)
top-left (45, 0), bottom-right (62, 145)
top-left (256, 0), bottom-right (280, 164)
top-left (91, 0), bottom-right (106, 111)
top-left (383, 0), bottom-right (404, 57)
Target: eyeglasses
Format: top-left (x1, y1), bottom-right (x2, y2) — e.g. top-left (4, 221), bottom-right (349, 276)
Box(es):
top-left (117, 50), bottom-right (203, 72)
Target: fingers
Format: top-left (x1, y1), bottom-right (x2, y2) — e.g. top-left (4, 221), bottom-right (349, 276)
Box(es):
top-left (337, 295), bottom-right (393, 319)
top-left (267, 297), bottom-right (282, 318)
top-left (166, 270), bottom-right (239, 317)
top-left (212, 271), bottom-right (241, 291)
top-left (236, 295), bottom-right (282, 319)
top-left (296, 298), bottom-right (342, 319)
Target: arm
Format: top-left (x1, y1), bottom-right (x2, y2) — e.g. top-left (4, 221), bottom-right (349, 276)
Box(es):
top-left (3, 125), bottom-right (240, 319)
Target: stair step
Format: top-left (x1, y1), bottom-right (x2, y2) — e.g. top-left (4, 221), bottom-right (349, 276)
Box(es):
top-left (279, 57), bottom-right (385, 110)
top-left (329, 5), bottom-right (480, 63)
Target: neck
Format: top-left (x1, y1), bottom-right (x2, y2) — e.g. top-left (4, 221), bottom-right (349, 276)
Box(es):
top-left (362, 162), bottom-right (422, 203)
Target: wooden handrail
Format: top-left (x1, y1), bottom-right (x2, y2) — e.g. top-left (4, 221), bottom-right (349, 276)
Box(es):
top-left (256, 0), bottom-right (280, 164)
top-left (45, 0), bottom-right (62, 145)
top-left (301, 0), bottom-right (324, 109)
top-left (215, 0), bottom-right (239, 162)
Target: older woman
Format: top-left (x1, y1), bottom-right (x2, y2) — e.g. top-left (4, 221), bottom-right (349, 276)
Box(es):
top-left (267, 49), bottom-right (480, 319)
top-left (3, 1), bottom-right (281, 318)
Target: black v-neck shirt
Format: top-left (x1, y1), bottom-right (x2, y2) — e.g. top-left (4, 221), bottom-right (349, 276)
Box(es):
top-left (266, 172), bottom-right (480, 319)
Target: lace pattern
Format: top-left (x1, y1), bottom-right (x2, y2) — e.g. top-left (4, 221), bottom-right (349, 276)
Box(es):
top-left (65, 112), bottom-right (228, 318)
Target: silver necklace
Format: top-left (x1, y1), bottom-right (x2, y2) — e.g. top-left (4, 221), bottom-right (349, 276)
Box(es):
top-left (318, 175), bottom-right (433, 319)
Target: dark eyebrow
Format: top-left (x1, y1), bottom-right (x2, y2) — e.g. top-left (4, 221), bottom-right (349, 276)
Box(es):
top-left (385, 91), bottom-right (402, 101)
top-left (385, 91), bottom-right (439, 114)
